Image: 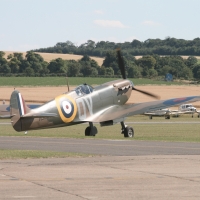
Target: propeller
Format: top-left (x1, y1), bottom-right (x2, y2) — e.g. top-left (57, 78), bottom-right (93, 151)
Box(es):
top-left (117, 48), bottom-right (126, 79)
top-left (132, 87), bottom-right (160, 99)
top-left (116, 49), bottom-right (160, 100)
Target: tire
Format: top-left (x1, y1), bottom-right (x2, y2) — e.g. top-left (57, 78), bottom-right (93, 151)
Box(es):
top-left (85, 127), bottom-right (91, 136)
top-left (85, 126), bottom-right (97, 136)
top-left (124, 126), bottom-right (134, 138)
top-left (165, 115), bottom-right (170, 119)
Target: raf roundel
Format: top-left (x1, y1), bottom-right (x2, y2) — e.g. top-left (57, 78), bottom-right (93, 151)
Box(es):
top-left (56, 95), bottom-right (77, 123)
top-left (61, 100), bottom-right (74, 118)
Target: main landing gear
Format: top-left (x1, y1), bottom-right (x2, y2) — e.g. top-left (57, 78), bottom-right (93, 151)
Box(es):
top-left (85, 121), bottom-right (134, 138)
top-left (85, 122), bottom-right (98, 136)
top-left (121, 122), bottom-right (134, 138)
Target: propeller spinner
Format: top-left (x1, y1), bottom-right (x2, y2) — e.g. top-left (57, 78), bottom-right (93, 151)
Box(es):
top-left (116, 49), bottom-right (160, 100)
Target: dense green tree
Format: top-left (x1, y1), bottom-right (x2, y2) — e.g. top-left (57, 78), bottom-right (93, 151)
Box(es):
top-left (67, 61), bottom-right (81, 77)
top-left (9, 57), bottom-right (20, 73)
top-left (0, 51), bottom-right (5, 58)
top-left (48, 58), bottom-right (67, 73)
top-left (185, 56), bottom-right (198, 68)
top-left (105, 67), bottom-right (114, 76)
top-left (192, 64), bottom-right (200, 79)
top-left (24, 67), bottom-right (35, 76)
top-left (127, 65), bottom-right (141, 78)
top-left (136, 56), bottom-right (156, 77)
top-left (0, 63), bottom-right (11, 73)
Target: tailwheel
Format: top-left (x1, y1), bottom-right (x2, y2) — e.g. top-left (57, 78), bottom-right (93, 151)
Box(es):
top-left (121, 122), bottom-right (134, 138)
top-left (85, 122), bottom-right (97, 136)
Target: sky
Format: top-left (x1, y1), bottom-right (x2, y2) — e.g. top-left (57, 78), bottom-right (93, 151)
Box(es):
top-left (1, 0), bottom-right (200, 51)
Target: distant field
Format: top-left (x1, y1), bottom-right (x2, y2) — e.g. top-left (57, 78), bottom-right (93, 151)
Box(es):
top-left (0, 77), bottom-right (189, 86)
top-left (3, 51), bottom-right (104, 66)
top-left (3, 51), bottom-right (200, 66)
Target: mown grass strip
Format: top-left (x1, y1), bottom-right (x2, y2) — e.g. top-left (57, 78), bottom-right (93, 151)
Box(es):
top-left (0, 149), bottom-right (93, 159)
top-left (0, 77), bottom-right (187, 86)
top-left (1, 115), bottom-right (200, 142)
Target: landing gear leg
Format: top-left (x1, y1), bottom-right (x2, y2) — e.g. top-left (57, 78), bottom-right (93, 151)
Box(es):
top-left (121, 122), bottom-right (134, 138)
top-left (85, 122), bottom-right (98, 136)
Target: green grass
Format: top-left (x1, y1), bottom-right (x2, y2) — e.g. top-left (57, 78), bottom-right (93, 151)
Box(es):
top-left (0, 77), bottom-right (189, 86)
top-left (0, 149), bottom-right (93, 159)
top-left (1, 115), bottom-right (200, 142)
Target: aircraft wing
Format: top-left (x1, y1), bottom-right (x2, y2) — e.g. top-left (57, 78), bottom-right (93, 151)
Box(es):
top-left (86, 96), bottom-right (200, 123)
top-left (143, 112), bottom-right (166, 116)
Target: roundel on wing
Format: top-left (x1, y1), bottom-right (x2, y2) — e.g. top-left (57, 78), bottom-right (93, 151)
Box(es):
top-left (55, 95), bottom-right (77, 123)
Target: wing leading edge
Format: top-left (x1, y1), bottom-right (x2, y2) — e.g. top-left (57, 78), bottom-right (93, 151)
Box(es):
top-left (85, 96), bottom-right (200, 123)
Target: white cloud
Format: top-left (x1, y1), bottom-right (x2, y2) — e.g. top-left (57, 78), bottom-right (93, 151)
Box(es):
top-left (94, 10), bottom-right (104, 15)
top-left (142, 20), bottom-right (161, 26)
top-left (94, 20), bottom-right (129, 28)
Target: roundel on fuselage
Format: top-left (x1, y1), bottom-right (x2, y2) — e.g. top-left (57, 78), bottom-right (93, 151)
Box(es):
top-left (55, 95), bottom-right (77, 123)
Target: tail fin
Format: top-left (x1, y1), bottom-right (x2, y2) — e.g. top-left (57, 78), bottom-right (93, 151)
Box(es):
top-left (10, 90), bottom-right (30, 131)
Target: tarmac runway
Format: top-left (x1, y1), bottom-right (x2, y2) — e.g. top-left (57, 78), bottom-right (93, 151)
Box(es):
top-left (0, 136), bottom-right (200, 155)
top-left (0, 137), bottom-right (200, 199)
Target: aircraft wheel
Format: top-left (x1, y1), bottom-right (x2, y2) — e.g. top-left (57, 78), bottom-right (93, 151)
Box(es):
top-left (149, 116), bottom-right (152, 120)
top-left (85, 127), bottom-right (91, 136)
top-left (165, 115), bottom-right (170, 119)
top-left (85, 126), bottom-right (97, 136)
top-left (198, 114), bottom-right (200, 118)
top-left (124, 126), bottom-right (134, 138)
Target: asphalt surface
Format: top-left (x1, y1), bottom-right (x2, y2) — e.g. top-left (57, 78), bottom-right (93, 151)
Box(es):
top-left (0, 155), bottom-right (200, 200)
top-left (0, 134), bottom-right (200, 199)
top-left (0, 136), bottom-right (200, 156)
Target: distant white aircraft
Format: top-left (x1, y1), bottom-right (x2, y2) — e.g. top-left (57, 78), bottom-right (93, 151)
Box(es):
top-left (144, 104), bottom-right (200, 119)
top-left (144, 108), bottom-right (171, 119)
top-left (172, 104), bottom-right (200, 118)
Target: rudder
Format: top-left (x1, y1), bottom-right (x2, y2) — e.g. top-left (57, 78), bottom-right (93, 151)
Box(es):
top-left (10, 90), bottom-right (30, 131)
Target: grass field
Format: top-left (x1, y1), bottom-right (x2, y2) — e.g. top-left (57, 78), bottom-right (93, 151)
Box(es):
top-left (0, 77), bottom-right (190, 86)
top-left (3, 51), bottom-right (104, 66)
top-left (1, 115), bottom-right (200, 142)
top-left (0, 149), bottom-right (92, 159)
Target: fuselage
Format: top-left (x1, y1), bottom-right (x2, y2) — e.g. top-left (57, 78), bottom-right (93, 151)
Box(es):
top-left (12, 79), bottom-right (133, 131)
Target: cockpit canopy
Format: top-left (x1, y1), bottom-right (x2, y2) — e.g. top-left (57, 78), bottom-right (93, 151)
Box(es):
top-left (75, 84), bottom-right (93, 96)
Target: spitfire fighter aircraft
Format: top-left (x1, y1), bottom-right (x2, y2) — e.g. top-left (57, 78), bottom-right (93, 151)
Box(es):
top-left (9, 50), bottom-right (200, 137)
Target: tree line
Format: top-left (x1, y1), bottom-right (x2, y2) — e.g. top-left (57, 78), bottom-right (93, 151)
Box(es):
top-left (1, 50), bottom-right (200, 80)
top-left (33, 37), bottom-right (200, 57)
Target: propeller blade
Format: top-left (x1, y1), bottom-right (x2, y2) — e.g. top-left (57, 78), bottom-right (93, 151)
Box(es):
top-left (117, 49), bottom-right (126, 79)
top-left (132, 87), bottom-right (160, 100)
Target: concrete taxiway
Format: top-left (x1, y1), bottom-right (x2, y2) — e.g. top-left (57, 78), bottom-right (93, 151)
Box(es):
top-left (0, 155), bottom-right (200, 200)
top-left (0, 137), bottom-right (200, 199)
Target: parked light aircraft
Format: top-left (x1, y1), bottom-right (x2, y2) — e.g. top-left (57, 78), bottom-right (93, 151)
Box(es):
top-left (144, 104), bottom-right (200, 119)
top-left (172, 104), bottom-right (200, 118)
top-left (8, 50), bottom-right (200, 137)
